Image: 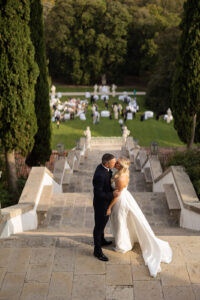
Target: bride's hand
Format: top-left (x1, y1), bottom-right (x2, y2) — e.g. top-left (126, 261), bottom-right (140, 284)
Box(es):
top-left (106, 208), bottom-right (111, 216)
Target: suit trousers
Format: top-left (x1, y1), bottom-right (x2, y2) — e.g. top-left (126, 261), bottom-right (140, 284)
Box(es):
top-left (93, 208), bottom-right (109, 254)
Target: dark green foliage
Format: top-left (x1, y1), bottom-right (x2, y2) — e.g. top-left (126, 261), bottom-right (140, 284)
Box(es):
top-left (0, 152), bottom-right (26, 207)
top-left (145, 27), bottom-right (180, 114)
top-left (44, 0), bottom-right (184, 85)
top-left (122, 1), bottom-right (183, 78)
top-left (0, 176), bottom-right (27, 208)
top-left (166, 150), bottom-right (200, 198)
top-left (0, 181), bottom-right (13, 208)
top-left (0, 154), bottom-right (11, 207)
top-left (172, 0), bottom-right (200, 146)
top-left (101, 1), bottom-right (131, 82)
top-left (45, 0), bottom-right (131, 84)
top-left (133, 4), bottom-right (180, 76)
top-left (0, 0), bottom-right (38, 155)
top-left (26, 0), bottom-right (52, 166)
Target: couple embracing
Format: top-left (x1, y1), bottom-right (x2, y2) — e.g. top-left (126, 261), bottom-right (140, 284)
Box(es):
top-left (93, 153), bottom-right (172, 278)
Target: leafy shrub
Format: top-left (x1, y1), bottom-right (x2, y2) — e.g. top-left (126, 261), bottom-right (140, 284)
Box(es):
top-left (0, 182), bottom-right (13, 208)
top-left (16, 177), bottom-right (27, 200)
top-left (0, 176), bottom-right (27, 208)
top-left (0, 159), bottom-right (27, 208)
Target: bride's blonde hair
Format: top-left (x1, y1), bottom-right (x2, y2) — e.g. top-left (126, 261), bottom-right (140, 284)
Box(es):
top-left (112, 157), bottom-right (130, 182)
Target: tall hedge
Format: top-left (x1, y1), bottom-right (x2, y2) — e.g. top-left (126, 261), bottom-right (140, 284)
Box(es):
top-left (26, 0), bottom-right (52, 166)
top-left (172, 0), bottom-right (200, 148)
top-left (0, 0), bottom-right (38, 192)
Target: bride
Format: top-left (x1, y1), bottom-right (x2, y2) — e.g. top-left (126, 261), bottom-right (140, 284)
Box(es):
top-left (106, 157), bottom-right (172, 277)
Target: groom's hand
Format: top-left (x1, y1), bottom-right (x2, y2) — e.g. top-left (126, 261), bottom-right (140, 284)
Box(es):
top-left (113, 190), bottom-right (120, 198)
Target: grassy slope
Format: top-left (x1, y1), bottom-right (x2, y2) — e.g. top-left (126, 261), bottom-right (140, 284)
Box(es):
top-left (52, 91), bottom-right (185, 150)
top-left (56, 85), bottom-right (137, 93)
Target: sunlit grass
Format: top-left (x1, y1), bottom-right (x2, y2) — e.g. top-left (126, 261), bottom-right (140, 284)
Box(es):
top-left (52, 93), bottom-right (185, 150)
top-left (56, 85), bottom-right (137, 93)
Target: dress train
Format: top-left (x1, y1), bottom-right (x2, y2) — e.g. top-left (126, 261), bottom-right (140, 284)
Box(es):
top-left (110, 188), bottom-right (172, 277)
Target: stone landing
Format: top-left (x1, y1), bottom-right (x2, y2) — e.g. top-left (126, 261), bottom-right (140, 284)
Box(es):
top-left (0, 149), bottom-right (200, 300)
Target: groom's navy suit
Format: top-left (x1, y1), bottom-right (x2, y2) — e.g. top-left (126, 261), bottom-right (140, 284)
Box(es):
top-left (93, 164), bottom-right (114, 254)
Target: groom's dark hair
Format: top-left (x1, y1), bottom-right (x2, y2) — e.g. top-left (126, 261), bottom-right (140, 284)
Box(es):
top-left (102, 153), bottom-right (115, 165)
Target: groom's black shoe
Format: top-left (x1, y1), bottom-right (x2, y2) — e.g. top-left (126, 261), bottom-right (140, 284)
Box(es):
top-left (101, 240), bottom-right (112, 246)
top-left (93, 251), bottom-right (109, 261)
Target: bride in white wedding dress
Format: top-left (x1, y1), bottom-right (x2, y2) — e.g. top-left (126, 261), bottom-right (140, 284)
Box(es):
top-left (106, 157), bottom-right (172, 277)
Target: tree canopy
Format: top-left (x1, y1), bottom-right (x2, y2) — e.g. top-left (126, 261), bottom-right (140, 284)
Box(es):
top-left (44, 0), bottom-right (184, 86)
top-left (145, 27), bottom-right (180, 115)
top-left (45, 0), bottom-right (131, 84)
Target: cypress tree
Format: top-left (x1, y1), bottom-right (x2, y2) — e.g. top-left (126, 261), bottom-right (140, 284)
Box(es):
top-left (26, 0), bottom-right (52, 166)
top-left (172, 0), bottom-right (200, 148)
top-left (0, 0), bottom-right (38, 193)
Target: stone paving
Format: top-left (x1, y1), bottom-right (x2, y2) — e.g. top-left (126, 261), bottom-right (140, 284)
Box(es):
top-left (0, 149), bottom-right (200, 300)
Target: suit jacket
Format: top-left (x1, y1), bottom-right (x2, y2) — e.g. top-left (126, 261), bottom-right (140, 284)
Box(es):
top-left (93, 164), bottom-right (114, 212)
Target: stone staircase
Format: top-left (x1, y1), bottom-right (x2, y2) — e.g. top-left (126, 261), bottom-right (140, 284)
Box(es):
top-left (20, 148), bottom-right (178, 245)
top-left (0, 146), bottom-right (200, 299)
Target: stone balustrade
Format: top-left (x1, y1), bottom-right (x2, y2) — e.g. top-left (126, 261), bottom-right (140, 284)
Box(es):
top-left (122, 136), bottom-right (140, 162)
top-left (154, 165), bottom-right (200, 231)
top-left (62, 138), bottom-right (88, 186)
top-left (141, 155), bottom-right (163, 182)
top-left (0, 167), bottom-right (59, 238)
top-left (134, 147), bottom-right (200, 231)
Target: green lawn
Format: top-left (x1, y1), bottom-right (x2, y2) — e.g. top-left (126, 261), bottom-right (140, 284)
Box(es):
top-left (52, 94), bottom-right (185, 150)
top-left (56, 85), bottom-right (138, 93)
top-left (56, 86), bottom-right (94, 93)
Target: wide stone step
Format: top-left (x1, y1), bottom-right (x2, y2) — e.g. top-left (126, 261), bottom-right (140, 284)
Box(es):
top-left (43, 191), bottom-right (176, 233)
top-left (51, 192), bottom-right (91, 203)
top-left (90, 137), bottom-right (123, 150)
top-left (0, 234), bottom-right (57, 248)
top-left (2, 146), bottom-right (200, 300)
top-left (91, 145), bottom-right (122, 150)
top-left (90, 137), bottom-right (123, 145)
top-left (13, 191), bottom-right (177, 235)
top-left (132, 192), bottom-right (178, 227)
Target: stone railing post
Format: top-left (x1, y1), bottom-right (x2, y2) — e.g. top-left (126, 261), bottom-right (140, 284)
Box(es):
top-left (84, 126), bottom-right (91, 150)
top-left (122, 126), bottom-right (130, 144)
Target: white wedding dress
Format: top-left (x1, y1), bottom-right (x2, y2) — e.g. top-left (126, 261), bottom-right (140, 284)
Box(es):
top-left (110, 184), bottom-right (172, 277)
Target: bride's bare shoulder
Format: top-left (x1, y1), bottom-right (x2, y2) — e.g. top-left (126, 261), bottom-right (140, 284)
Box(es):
top-left (115, 174), bottom-right (129, 189)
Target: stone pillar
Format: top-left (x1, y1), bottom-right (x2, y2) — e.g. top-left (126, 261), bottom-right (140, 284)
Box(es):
top-left (112, 84), bottom-right (117, 97)
top-left (167, 108), bottom-right (172, 124)
top-left (93, 84), bottom-right (98, 95)
top-left (51, 85), bottom-right (56, 97)
top-left (84, 126), bottom-right (91, 150)
top-left (122, 126), bottom-right (130, 143)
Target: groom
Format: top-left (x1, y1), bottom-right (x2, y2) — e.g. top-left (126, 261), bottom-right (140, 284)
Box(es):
top-left (93, 153), bottom-right (120, 261)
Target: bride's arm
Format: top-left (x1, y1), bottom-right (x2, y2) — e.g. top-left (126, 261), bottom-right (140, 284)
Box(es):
top-left (106, 175), bottom-right (128, 216)
top-left (106, 197), bottom-right (118, 216)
